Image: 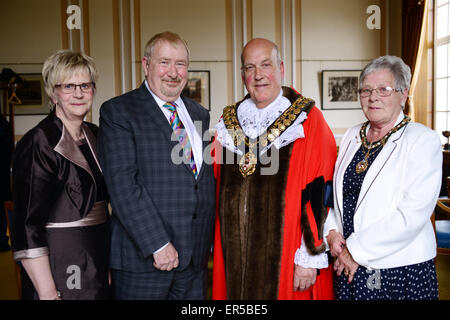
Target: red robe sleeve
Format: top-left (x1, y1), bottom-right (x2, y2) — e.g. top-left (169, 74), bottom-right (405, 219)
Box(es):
top-left (212, 136), bottom-right (227, 299)
top-left (278, 106), bottom-right (336, 300)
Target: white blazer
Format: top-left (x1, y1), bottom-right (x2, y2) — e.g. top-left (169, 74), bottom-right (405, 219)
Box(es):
top-left (324, 112), bottom-right (442, 270)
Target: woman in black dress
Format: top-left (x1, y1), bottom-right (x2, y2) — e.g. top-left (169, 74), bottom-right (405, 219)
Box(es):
top-left (11, 50), bottom-right (110, 300)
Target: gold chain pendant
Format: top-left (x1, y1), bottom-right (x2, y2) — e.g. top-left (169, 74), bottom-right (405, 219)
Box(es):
top-left (355, 158), bottom-right (369, 174)
top-left (356, 115), bottom-right (411, 174)
top-left (223, 93), bottom-right (313, 179)
top-left (355, 142), bottom-right (372, 174)
top-left (239, 151), bottom-right (257, 178)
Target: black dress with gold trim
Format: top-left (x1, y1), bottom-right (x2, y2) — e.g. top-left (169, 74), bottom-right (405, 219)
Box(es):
top-left (11, 111), bottom-right (110, 300)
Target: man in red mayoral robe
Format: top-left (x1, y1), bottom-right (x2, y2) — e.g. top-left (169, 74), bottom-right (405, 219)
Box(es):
top-left (213, 38), bottom-right (336, 300)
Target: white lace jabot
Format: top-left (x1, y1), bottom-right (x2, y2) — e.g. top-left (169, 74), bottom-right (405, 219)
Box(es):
top-left (215, 91), bottom-right (329, 269)
top-left (215, 90), bottom-right (307, 155)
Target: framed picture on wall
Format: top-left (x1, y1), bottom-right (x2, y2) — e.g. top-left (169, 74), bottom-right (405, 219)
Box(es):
top-left (182, 70), bottom-right (210, 111)
top-left (3, 73), bottom-right (51, 115)
top-left (321, 70), bottom-right (361, 110)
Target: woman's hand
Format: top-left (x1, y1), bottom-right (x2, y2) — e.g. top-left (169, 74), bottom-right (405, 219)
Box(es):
top-left (21, 256), bottom-right (60, 300)
top-left (326, 230), bottom-right (346, 257)
top-left (334, 247), bottom-right (359, 283)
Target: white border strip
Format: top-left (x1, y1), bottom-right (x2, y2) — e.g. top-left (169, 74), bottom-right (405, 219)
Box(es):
top-left (130, 0), bottom-right (136, 90)
top-left (232, 0), bottom-right (238, 101)
top-left (291, 0), bottom-right (296, 88)
top-left (119, 0), bottom-right (126, 94)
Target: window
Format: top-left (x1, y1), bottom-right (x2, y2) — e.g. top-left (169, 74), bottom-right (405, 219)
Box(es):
top-left (435, 0), bottom-right (450, 144)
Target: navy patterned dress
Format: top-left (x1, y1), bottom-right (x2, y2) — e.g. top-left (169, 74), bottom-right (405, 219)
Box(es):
top-left (334, 145), bottom-right (439, 300)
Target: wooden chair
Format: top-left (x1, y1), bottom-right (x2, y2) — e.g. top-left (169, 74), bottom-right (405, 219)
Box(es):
top-left (3, 200), bottom-right (21, 297)
top-left (434, 202), bottom-right (450, 255)
top-left (434, 172), bottom-right (450, 256)
top-left (447, 176), bottom-right (450, 198)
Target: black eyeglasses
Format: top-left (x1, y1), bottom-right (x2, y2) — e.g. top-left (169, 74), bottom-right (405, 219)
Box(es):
top-left (358, 86), bottom-right (402, 98)
top-left (55, 82), bottom-right (95, 93)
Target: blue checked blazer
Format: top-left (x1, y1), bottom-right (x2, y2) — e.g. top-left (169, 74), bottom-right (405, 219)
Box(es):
top-left (98, 83), bottom-right (215, 273)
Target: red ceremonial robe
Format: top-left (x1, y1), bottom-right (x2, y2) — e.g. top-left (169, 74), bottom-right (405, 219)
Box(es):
top-left (212, 88), bottom-right (336, 299)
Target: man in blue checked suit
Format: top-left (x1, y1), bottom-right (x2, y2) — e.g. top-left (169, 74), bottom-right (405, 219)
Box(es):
top-left (98, 32), bottom-right (216, 299)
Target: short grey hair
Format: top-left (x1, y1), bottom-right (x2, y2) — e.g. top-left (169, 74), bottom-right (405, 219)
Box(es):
top-left (143, 31), bottom-right (190, 62)
top-left (360, 55), bottom-right (411, 91)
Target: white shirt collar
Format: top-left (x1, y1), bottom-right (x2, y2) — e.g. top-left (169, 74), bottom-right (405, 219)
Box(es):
top-left (144, 80), bottom-right (183, 108)
top-left (215, 89), bottom-right (307, 156)
top-left (143, 81), bottom-right (204, 171)
top-left (241, 89), bottom-right (284, 113)
top-left (237, 89), bottom-right (289, 139)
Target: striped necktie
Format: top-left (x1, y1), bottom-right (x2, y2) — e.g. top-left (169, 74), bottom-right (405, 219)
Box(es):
top-left (162, 102), bottom-right (198, 178)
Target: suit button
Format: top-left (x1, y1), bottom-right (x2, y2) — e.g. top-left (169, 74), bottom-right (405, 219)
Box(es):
top-left (192, 214), bottom-right (197, 219)
top-left (194, 185), bottom-right (198, 190)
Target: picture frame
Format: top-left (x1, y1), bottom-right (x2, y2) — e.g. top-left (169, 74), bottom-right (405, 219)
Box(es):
top-left (321, 70), bottom-right (361, 110)
top-left (4, 73), bottom-right (51, 115)
top-left (182, 70), bottom-right (210, 111)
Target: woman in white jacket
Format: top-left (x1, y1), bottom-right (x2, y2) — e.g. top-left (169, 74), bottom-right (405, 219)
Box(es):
top-left (324, 55), bottom-right (442, 300)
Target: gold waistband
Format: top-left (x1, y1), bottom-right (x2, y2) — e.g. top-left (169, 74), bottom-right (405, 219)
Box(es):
top-left (45, 201), bottom-right (108, 228)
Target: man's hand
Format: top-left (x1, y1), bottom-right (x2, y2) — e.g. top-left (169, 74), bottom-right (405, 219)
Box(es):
top-left (153, 243), bottom-right (179, 271)
top-left (293, 265), bottom-right (316, 292)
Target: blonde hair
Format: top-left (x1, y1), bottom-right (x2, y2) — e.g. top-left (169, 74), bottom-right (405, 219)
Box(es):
top-left (42, 49), bottom-right (98, 106)
top-left (143, 31), bottom-right (190, 61)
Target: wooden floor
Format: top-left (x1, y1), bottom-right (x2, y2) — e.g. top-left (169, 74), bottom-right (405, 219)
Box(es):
top-left (1, 251), bottom-right (449, 300)
top-left (0, 249), bottom-right (20, 300)
top-left (436, 254), bottom-right (450, 299)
